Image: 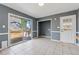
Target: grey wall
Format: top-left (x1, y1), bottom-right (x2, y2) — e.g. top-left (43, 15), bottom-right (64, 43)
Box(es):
top-left (32, 19), bottom-right (37, 37)
top-left (0, 4), bottom-right (36, 48)
top-left (39, 20), bottom-right (51, 36)
top-left (52, 32), bottom-right (60, 40)
top-left (52, 17), bottom-right (60, 40)
top-left (52, 17), bottom-right (60, 31)
top-left (77, 9), bottom-right (79, 32)
top-left (37, 10), bottom-right (78, 40)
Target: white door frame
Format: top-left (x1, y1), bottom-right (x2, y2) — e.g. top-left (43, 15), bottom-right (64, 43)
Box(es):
top-left (37, 19), bottom-right (52, 39)
top-left (8, 13), bottom-right (33, 47)
top-left (60, 14), bottom-right (76, 44)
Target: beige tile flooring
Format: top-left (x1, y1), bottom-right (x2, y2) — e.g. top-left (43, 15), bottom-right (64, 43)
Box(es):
top-left (0, 38), bottom-right (79, 55)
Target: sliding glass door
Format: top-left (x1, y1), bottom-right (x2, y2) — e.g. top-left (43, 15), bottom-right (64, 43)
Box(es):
top-left (8, 13), bottom-right (32, 46)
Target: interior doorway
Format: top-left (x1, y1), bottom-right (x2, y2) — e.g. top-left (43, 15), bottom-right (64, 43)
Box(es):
top-left (37, 19), bottom-right (52, 39)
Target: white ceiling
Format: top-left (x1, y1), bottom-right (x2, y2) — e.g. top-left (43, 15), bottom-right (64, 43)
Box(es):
top-left (2, 3), bottom-right (79, 18)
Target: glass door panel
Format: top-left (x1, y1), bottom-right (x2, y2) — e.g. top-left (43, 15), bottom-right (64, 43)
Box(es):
top-left (9, 15), bottom-right (23, 44)
top-left (8, 13), bottom-right (32, 46)
top-left (23, 20), bottom-right (32, 40)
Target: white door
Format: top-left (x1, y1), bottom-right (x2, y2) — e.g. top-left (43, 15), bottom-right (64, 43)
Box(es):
top-left (60, 15), bottom-right (76, 43)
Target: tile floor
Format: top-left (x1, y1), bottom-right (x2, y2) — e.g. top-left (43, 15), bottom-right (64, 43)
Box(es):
top-left (0, 38), bottom-right (79, 55)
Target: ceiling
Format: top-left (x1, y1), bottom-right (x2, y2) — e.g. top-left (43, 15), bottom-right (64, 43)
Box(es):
top-left (2, 3), bottom-right (79, 18)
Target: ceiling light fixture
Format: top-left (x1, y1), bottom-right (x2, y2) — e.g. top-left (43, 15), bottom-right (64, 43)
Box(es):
top-left (38, 3), bottom-right (44, 6)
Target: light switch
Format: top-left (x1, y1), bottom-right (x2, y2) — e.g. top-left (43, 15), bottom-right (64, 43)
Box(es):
top-left (54, 18), bottom-right (56, 20)
top-left (2, 25), bottom-right (6, 28)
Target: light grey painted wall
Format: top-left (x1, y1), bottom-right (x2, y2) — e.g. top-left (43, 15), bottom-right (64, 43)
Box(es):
top-left (0, 4), bottom-right (36, 48)
top-left (37, 10), bottom-right (78, 40)
top-left (33, 19), bottom-right (37, 31)
top-left (52, 32), bottom-right (60, 40)
top-left (52, 17), bottom-right (60, 31)
top-left (39, 20), bottom-right (51, 36)
top-left (77, 9), bottom-right (79, 32)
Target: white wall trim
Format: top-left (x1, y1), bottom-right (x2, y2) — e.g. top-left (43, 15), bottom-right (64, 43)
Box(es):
top-left (8, 13), bottom-right (10, 47)
top-left (31, 19), bottom-right (33, 38)
top-left (51, 19), bottom-right (52, 40)
top-left (33, 31), bottom-right (37, 32)
top-left (0, 33), bottom-right (8, 35)
top-left (37, 21), bottom-right (38, 38)
top-left (51, 31), bottom-right (60, 33)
